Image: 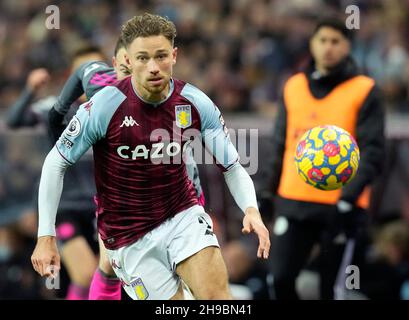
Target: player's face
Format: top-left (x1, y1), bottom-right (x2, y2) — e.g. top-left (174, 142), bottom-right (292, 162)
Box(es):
top-left (310, 27), bottom-right (350, 72)
top-left (125, 35), bottom-right (177, 102)
top-left (112, 47), bottom-right (131, 80)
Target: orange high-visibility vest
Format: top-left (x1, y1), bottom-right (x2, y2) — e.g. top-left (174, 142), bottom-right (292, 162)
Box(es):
top-left (277, 73), bottom-right (375, 208)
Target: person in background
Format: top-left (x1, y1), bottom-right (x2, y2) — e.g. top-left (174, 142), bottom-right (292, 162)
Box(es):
top-left (265, 18), bottom-right (384, 299)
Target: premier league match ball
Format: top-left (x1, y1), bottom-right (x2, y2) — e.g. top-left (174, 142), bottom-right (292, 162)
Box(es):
top-left (294, 125), bottom-right (360, 191)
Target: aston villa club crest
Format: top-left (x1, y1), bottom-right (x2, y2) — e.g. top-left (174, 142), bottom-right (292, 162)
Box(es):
top-left (131, 277), bottom-right (149, 300)
top-left (175, 105), bottom-right (192, 128)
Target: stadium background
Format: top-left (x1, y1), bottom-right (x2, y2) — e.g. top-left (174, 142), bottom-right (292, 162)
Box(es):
top-left (1, 0), bottom-right (409, 299)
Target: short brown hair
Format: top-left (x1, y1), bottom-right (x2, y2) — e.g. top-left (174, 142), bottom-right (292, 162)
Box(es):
top-left (114, 36), bottom-right (126, 56)
top-left (121, 13), bottom-right (177, 48)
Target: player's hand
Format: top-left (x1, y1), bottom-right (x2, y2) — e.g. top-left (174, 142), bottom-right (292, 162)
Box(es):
top-left (31, 236), bottom-right (60, 278)
top-left (27, 68), bottom-right (50, 93)
top-left (242, 207), bottom-right (270, 259)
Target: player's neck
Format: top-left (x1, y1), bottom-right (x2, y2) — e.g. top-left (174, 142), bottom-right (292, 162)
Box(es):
top-left (131, 77), bottom-right (170, 104)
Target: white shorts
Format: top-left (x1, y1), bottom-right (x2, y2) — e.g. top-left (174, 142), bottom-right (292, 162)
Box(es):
top-left (106, 205), bottom-right (220, 300)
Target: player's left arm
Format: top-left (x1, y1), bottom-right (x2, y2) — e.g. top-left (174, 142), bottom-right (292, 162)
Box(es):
top-left (224, 163), bottom-right (270, 259)
top-left (183, 84), bottom-right (270, 259)
top-left (205, 109), bottom-right (270, 260)
top-left (340, 85), bottom-right (385, 207)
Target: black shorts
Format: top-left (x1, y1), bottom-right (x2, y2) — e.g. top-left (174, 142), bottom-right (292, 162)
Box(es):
top-left (55, 207), bottom-right (99, 254)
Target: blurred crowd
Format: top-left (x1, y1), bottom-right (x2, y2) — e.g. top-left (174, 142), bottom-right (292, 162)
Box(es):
top-left (1, 0), bottom-right (409, 299)
top-left (1, 0), bottom-right (409, 116)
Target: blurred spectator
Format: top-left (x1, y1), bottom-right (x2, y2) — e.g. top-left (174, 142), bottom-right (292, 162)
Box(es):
top-left (372, 220), bottom-right (409, 299)
top-left (6, 68), bottom-right (52, 129)
top-left (264, 18), bottom-right (384, 300)
top-left (1, 0), bottom-right (408, 117)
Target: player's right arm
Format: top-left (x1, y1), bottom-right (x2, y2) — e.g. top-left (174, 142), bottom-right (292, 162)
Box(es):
top-left (31, 86), bottom-right (125, 277)
top-left (181, 83), bottom-right (270, 259)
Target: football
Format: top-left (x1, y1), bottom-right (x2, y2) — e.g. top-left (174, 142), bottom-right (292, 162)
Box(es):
top-left (294, 125), bottom-right (360, 191)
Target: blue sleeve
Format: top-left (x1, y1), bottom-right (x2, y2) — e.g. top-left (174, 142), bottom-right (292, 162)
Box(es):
top-left (56, 86), bottom-right (126, 164)
top-left (181, 83), bottom-right (239, 171)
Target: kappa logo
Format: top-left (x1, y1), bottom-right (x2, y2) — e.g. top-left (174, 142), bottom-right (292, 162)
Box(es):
top-left (111, 259), bottom-right (122, 270)
top-left (120, 116), bottom-right (140, 128)
top-left (198, 216), bottom-right (214, 236)
top-left (84, 100), bottom-right (93, 116)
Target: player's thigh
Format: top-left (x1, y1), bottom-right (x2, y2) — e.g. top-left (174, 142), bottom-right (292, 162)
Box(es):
top-left (97, 234), bottom-right (116, 276)
top-left (169, 282), bottom-right (185, 300)
top-left (176, 246), bottom-right (231, 300)
top-left (167, 205), bottom-right (228, 299)
top-left (106, 233), bottom-right (181, 300)
top-left (61, 236), bottom-right (98, 286)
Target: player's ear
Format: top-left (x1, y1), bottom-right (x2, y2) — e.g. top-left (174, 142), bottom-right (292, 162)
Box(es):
top-left (112, 56), bottom-right (117, 69)
top-left (172, 47), bottom-right (178, 65)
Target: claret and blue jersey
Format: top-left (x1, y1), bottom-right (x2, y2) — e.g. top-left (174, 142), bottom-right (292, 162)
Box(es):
top-left (56, 75), bottom-right (239, 249)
